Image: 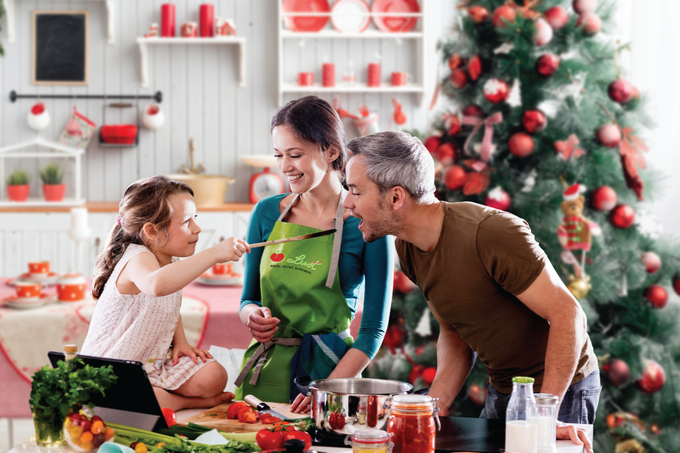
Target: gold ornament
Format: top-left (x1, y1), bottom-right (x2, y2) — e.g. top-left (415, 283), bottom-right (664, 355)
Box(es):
top-left (568, 275), bottom-right (591, 299)
top-left (615, 439), bottom-right (645, 453)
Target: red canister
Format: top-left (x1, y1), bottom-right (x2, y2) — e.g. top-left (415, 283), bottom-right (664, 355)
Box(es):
top-left (199, 4), bottom-right (215, 37)
top-left (367, 63), bottom-right (381, 87)
top-left (161, 3), bottom-right (176, 37)
top-left (322, 63), bottom-right (335, 87)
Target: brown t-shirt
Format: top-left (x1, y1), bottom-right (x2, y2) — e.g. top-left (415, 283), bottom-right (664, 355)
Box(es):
top-left (396, 202), bottom-right (597, 394)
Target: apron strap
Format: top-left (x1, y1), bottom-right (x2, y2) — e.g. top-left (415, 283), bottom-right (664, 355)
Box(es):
top-left (234, 337), bottom-right (303, 387)
top-left (325, 191), bottom-right (346, 288)
top-left (277, 193), bottom-right (300, 221)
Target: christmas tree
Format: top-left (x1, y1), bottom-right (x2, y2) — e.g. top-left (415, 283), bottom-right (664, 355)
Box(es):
top-left (367, 1), bottom-right (680, 451)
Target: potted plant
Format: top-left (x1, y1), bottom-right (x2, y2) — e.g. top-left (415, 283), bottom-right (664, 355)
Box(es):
top-left (40, 163), bottom-right (66, 202)
top-left (29, 357), bottom-right (116, 447)
top-left (6, 169), bottom-right (30, 202)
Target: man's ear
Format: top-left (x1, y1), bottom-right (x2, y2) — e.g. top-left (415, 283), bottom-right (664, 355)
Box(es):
top-left (389, 186), bottom-right (408, 211)
top-left (142, 222), bottom-right (159, 242)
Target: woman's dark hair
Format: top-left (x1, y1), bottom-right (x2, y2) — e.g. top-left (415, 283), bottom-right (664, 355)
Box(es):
top-left (91, 176), bottom-right (194, 299)
top-left (270, 96), bottom-right (347, 174)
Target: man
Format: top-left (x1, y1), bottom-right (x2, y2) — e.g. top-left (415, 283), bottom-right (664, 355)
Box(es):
top-left (343, 131), bottom-right (599, 453)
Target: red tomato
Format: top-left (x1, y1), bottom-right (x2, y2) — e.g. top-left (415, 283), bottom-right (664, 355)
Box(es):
top-left (226, 402), bottom-right (249, 420)
top-left (328, 412), bottom-right (337, 429)
top-left (282, 431), bottom-right (312, 450)
top-left (256, 429), bottom-right (284, 450)
top-left (335, 413), bottom-right (345, 429)
top-left (161, 408), bottom-right (177, 427)
top-left (238, 407), bottom-right (258, 424)
top-left (91, 415), bottom-right (103, 424)
top-left (260, 415), bottom-right (282, 424)
top-left (273, 421), bottom-right (292, 432)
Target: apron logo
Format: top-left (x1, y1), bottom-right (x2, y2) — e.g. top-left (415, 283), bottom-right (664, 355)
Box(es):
top-left (287, 254), bottom-right (322, 270)
top-left (270, 252), bottom-right (285, 262)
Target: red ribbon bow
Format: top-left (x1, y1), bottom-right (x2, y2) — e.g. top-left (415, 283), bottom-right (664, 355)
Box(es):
top-left (619, 127), bottom-right (648, 200)
top-left (507, 0), bottom-right (542, 20)
top-left (461, 112), bottom-right (503, 162)
top-left (554, 134), bottom-right (585, 161)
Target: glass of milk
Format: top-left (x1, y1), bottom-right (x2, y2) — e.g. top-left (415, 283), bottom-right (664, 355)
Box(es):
top-left (534, 393), bottom-right (558, 453)
top-left (505, 376), bottom-right (538, 453)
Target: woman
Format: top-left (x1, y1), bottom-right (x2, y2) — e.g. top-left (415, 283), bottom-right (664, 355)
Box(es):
top-left (234, 96), bottom-right (394, 412)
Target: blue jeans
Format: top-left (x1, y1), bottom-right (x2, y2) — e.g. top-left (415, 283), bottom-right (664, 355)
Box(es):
top-left (479, 370), bottom-right (601, 424)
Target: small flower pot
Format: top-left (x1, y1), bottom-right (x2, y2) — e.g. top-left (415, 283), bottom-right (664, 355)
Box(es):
top-left (43, 184), bottom-right (66, 202)
top-left (7, 184), bottom-right (30, 202)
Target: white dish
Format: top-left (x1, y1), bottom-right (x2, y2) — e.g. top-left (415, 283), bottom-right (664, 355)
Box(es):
top-left (331, 0), bottom-right (371, 33)
top-left (241, 155), bottom-right (277, 168)
top-left (5, 294), bottom-right (54, 309)
top-left (7, 272), bottom-right (59, 286)
top-left (196, 273), bottom-right (244, 287)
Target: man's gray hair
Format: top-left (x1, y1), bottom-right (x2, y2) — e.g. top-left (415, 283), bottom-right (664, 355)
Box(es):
top-left (347, 131), bottom-right (436, 202)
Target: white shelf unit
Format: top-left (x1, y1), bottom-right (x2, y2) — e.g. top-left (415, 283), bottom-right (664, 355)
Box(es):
top-left (277, 1), bottom-right (428, 106)
top-left (136, 37), bottom-right (247, 88)
top-left (0, 136), bottom-right (85, 207)
top-left (5, 0), bottom-right (115, 44)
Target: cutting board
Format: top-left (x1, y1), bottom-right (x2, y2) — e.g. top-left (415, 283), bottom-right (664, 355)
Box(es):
top-left (180, 401), bottom-right (302, 433)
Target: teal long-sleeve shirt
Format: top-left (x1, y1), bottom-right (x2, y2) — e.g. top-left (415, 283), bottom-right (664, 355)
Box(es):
top-left (239, 194), bottom-right (394, 360)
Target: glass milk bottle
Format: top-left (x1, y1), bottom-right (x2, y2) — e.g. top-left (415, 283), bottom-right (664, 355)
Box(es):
top-left (505, 376), bottom-right (538, 453)
top-left (534, 393), bottom-right (558, 453)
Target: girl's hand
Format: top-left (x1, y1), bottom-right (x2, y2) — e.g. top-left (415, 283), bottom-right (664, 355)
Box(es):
top-left (172, 343), bottom-right (213, 365)
top-left (214, 237), bottom-right (250, 264)
top-left (247, 307), bottom-right (280, 343)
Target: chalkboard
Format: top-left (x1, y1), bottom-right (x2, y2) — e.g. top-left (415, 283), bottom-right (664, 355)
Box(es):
top-left (32, 11), bottom-right (89, 85)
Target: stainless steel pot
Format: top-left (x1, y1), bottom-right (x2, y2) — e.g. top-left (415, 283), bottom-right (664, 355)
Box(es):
top-left (297, 377), bottom-right (413, 437)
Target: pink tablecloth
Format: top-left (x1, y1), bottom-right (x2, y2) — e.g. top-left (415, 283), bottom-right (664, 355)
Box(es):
top-left (0, 279), bottom-right (362, 418)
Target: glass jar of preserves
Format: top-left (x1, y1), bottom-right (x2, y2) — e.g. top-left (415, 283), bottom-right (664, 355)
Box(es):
top-left (351, 429), bottom-right (392, 453)
top-left (386, 394), bottom-right (439, 453)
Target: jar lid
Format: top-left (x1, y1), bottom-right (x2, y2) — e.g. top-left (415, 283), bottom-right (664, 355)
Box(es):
top-left (352, 429), bottom-right (390, 444)
top-left (392, 394), bottom-right (433, 404)
top-left (534, 393), bottom-right (559, 405)
top-left (58, 273), bottom-right (86, 284)
top-left (512, 376), bottom-right (535, 384)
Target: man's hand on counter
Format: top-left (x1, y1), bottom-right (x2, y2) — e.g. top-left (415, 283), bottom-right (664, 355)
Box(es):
top-left (556, 421), bottom-right (593, 453)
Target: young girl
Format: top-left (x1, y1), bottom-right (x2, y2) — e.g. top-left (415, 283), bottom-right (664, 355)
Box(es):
top-left (82, 175), bottom-right (250, 411)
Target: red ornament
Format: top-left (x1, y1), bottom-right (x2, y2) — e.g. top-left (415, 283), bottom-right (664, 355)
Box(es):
top-left (573, 0), bottom-right (597, 14)
top-left (674, 274), bottom-right (680, 296)
top-left (468, 384), bottom-right (487, 406)
top-left (383, 322), bottom-right (406, 354)
top-left (409, 364), bottom-right (425, 385)
top-left (608, 79), bottom-right (634, 104)
top-left (468, 6), bottom-right (489, 23)
top-left (603, 358), bottom-right (630, 386)
top-left (591, 186), bottom-right (617, 212)
top-left (508, 132), bottom-right (535, 158)
top-left (445, 115), bottom-right (461, 136)
top-left (534, 18), bottom-right (553, 46)
top-left (424, 135), bottom-right (441, 155)
top-left (643, 284), bottom-right (668, 309)
top-left (450, 69), bottom-right (468, 89)
top-left (577, 12), bottom-right (601, 36)
top-left (610, 204), bottom-right (635, 229)
top-left (437, 143), bottom-right (456, 166)
top-left (31, 103), bottom-right (46, 115)
top-left (448, 54), bottom-right (465, 70)
top-left (536, 54), bottom-right (560, 77)
top-left (641, 252), bottom-right (661, 274)
top-left (394, 270), bottom-right (417, 294)
top-left (467, 55), bottom-right (482, 81)
top-left (462, 104), bottom-right (484, 118)
top-left (483, 79), bottom-right (509, 104)
top-left (635, 359), bottom-right (666, 394)
top-left (444, 165), bottom-right (467, 191)
top-left (421, 367), bottom-right (437, 386)
top-left (485, 187), bottom-right (511, 211)
top-left (597, 124), bottom-right (622, 148)
top-left (545, 6), bottom-right (569, 30)
top-left (492, 5), bottom-right (516, 28)
top-left (522, 110), bottom-right (547, 134)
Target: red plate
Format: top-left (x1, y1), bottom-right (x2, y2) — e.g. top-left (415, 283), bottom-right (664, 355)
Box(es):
top-left (331, 0), bottom-right (371, 33)
top-left (372, 0), bottom-right (420, 33)
top-left (282, 0), bottom-right (331, 33)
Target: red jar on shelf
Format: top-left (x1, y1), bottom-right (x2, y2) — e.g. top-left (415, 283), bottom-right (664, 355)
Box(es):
top-left (386, 394), bottom-right (438, 453)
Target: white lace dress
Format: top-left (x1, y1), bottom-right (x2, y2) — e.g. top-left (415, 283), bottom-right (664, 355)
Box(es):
top-left (81, 244), bottom-right (214, 390)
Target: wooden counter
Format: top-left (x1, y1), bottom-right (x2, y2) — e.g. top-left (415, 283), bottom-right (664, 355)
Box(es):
top-left (0, 201), bottom-right (254, 213)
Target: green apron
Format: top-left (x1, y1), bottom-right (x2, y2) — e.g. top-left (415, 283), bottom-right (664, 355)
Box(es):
top-left (234, 192), bottom-right (353, 403)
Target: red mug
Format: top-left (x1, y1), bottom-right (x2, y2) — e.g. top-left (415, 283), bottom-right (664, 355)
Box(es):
top-left (57, 274), bottom-right (87, 302)
top-left (181, 22), bottom-right (198, 37)
top-left (391, 71), bottom-right (410, 86)
top-left (298, 72), bottom-right (314, 86)
top-left (16, 281), bottom-right (42, 300)
top-left (212, 263), bottom-right (233, 276)
top-left (367, 63), bottom-right (381, 87)
top-left (29, 261), bottom-right (50, 276)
